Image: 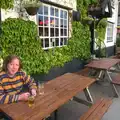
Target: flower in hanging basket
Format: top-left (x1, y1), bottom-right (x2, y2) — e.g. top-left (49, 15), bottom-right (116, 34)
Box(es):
top-left (22, 0), bottom-right (41, 15)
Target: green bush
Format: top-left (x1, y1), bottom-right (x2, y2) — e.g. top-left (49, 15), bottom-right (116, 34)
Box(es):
top-left (0, 18), bottom-right (91, 74)
top-left (116, 37), bottom-right (120, 47)
top-left (0, 0), bottom-right (14, 9)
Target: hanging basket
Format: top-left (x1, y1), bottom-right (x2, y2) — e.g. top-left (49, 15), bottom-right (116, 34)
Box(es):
top-left (88, 5), bottom-right (102, 17)
top-left (25, 7), bottom-right (39, 15)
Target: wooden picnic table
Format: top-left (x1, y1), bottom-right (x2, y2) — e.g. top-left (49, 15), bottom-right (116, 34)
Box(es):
top-left (86, 58), bottom-right (120, 70)
top-left (0, 73), bottom-right (95, 120)
top-left (85, 58), bottom-right (120, 97)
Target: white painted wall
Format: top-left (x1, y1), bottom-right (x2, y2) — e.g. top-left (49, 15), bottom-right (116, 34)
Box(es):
top-left (104, 0), bottom-right (119, 47)
top-left (1, 0), bottom-right (76, 22)
top-left (48, 0), bottom-right (76, 10)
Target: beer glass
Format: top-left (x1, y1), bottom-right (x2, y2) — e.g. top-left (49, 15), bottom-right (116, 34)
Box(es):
top-left (38, 81), bottom-right (44, 95)
top-left (28, 96), bottom-right (35, 107)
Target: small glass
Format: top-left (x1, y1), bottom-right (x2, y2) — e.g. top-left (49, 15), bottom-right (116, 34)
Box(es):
top-left (28, 96), bottom-right (35, 107)
top-left (38, 82), bottom-right (44, 95)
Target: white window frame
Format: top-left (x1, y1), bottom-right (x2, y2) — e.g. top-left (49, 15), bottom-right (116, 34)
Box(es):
top-left (37, 4), bottom-right (69, 50)
top-left (118, 16), bottom-right (120, 26)
top-left (107, 22), bottom-right (114, 42)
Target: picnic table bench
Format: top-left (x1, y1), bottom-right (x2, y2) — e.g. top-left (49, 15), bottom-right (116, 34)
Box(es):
top-left (80, 98), bottom-right (112, 120)
top-left (0, 73), bottom-right (95, 120)
top-left (84, 58), bottom-right (120, 97)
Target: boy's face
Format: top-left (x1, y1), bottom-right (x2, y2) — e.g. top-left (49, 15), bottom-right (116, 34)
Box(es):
top-left (7, 58), bottom-right (20, 76)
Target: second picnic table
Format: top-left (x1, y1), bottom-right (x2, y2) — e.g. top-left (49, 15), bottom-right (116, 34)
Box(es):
top-left (85, 58), bottom-right (120, 97)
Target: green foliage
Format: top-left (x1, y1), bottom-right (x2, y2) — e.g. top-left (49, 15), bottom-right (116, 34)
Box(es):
top-left (0, 0), bottom-right (14, 9)
top-left (116, 38), bottom-right (120, 47)
top-left (0, 0), bottom-right (106, 74)
top-left (22, 0), bottom-right (41, 8)
top-left (68, 22), bottom-right (91, 59)
top-left (0, 18), bottom-right (90, 74)
top-left (0, 18), bottom-right (44, 74)
top-left (96, 18), bottom-right (107, 43)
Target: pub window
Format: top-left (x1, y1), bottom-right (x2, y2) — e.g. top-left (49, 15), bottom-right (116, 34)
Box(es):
top-left (37, 4), bottom-right (68, 49)
top-left (107, 22), bottom-right (114, 42)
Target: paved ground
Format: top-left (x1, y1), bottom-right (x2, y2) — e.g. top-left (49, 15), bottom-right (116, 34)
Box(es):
top-left (55, 75), bottom-right (120, 120)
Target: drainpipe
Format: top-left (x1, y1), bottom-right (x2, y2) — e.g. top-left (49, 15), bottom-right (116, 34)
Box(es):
top-left (0, 8), bottom-right (1, 35)
top-left (0, 8), bottom-right (2, 54)
top-left (90, 19), bottom-right (95, 59)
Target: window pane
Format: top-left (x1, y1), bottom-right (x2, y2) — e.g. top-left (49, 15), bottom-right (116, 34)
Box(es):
top-left (44, 16), bottom-right (48, 26)
top-left (64, 20), bottom-right (67, 28)
top-left (55, 18), bottom-right (59, 27)
top-left (50, 17), bottom-right (54, 27)
top-left (60, 38), bottom-right (64, 45)
top-left (64, 29), bottom-right (67, 36)
top-left (64, 38), bottom-right (68, 45)
top-left (55, 28), bottom-right (59, 36)
top-left (39, 15), bottom-right (43, 26)
top-left (50, 38), bottom-right (55, 47)
top-left (44, 27), bottom-right (49, 36)
top-left (60, 10), bottom-right (63, 18)
top-left (38, 6), bottom-right (43, 14)
top-left (64, 11), bottom-right (67, 19)
top-left (55, 8), bottom-right (59, 17)
top-left (50, 7), bottom-right (54, 16)
top-left (44, 6), bottom-right (48, 15)
top-left (45, 38), bottom-right (49, 47)
top-left (55, 38), bottom-right (59, 46)
top-left (60, 19), bottom-right (63, 27)
top-left (107, 22), bottom-right (113, 42)
top-left (50, 28), bottom-right (54, 37)
top-left (39, 27), bottom-right (43, 36)
top-left (60, 29), bottom-right (63, 36)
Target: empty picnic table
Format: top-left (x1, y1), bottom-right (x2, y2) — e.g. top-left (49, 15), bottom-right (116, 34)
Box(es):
top-left (0, 73), bottom-right (95, 120)
top-left (85, 58), bottom-right (120, 97)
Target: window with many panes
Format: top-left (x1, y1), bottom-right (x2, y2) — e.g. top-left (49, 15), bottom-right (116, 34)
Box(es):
top-left (37, 4), bottom-right (68, 49)
top-left (107, 22), bottom-right (114, 42)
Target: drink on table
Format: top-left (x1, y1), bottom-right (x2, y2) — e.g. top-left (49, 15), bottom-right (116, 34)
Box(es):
top-left (28, 96), bottom-right (35, 107)
top-left (38, 82), bottom-right (44, 95)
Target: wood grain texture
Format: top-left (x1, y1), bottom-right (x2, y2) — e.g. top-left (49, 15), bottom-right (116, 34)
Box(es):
top-left (0, 73), bottom-right (95, 120)
top-left (86, 58), bottom-right (120, 70)
top-left (80, 98), bottom-right (112, 120)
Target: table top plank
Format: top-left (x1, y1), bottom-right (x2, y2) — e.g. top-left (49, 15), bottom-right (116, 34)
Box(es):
top-left (85, 58), bottom-right (120, 70)
top-left (0, 73), bottom-right (95, 120)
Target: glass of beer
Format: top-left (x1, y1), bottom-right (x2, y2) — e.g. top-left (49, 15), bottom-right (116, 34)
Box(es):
top-left (28, 96), bottom-right (35, 107)
top-left (38, 81), bottom-right (44, 95)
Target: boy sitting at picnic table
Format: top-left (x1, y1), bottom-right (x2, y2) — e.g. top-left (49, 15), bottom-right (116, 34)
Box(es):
top-left (0, 55), bottom-right (37, 104)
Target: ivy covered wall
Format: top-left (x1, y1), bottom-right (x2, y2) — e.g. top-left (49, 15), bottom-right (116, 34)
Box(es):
top-left (0, 0), bottom-right (94, 74)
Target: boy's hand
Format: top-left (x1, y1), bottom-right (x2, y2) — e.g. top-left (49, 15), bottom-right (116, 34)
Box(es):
top-left (18, 92), bottom-right (30, 101)
top-left (31, 89), bottom-right (37, 97)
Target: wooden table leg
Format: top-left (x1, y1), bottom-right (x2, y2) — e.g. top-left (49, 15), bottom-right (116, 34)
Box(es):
top-left (106, 71), bottom-right (119, 98)
top-left (84, 87), bottom-right (93, 103)
top-left (73, 87), bottom-right (93, 106)
top-left (54, 110), bottom-right (58, 120)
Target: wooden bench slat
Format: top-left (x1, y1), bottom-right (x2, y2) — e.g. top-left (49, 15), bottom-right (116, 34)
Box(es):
top-left (80, 98), bottom-right (112, 120)
top-left (80, 98), bottom-right (104, 120)
top-left (112, 74), bottom-right (120, 85)
top-left (76, 68), bottom-right (90, 76)
top-left (92, 99), bottom-right (112, 120)
top-left (86, 99), bottom-right (112, 120)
